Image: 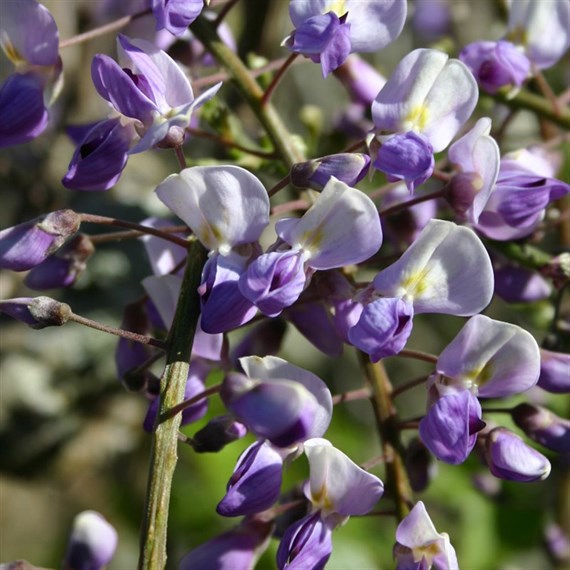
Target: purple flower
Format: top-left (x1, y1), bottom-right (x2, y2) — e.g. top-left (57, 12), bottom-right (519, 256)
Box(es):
top-left (485, 428), bottom-right (551, 482)
top-left (0, 297), bottom-right (41, 328)
top-left (63, 511), bottom-right (118, 570)
top-left (348, 297), bottom-right (414, 362)
top-left (511, 403), bottom-right (570, 453)
top-left (24, 234), bottom-right (95, 290)
top-left (333, 54), bottom-right (386, 106)
top-left (375, 131), bottom-right (434, 194)
top-left (419, 387), bottom-right (485, 464)
top-left (91, 35), bottom-right (221, 153)
top-left (460, 40), bottom-right (530, 94)
top-left (62, 118), bottom-right (135, 191)
top-left (537, 349), bottom-right (570, 394)
top-left (394, 501), bottom-right (458, 570)
top-left (0, 0), bottom-right (61, 147)
top-left (217, 440), bottom-right (284, 517)
top-left (192, 415), bottom-right (248, 453)
top-left (180, 518), bottom-right (274, 570)
top-left (151, 0), bottom-right (204, 36)
top-left (290, 153), bottom-right (370, 190)
top-left (411, 0), bottom-right (452, 40)
top-left (493, 264), bottom-right (551, 303)
top-left (0, 210), bottom-right (81, 271)
top-left (287, 0), bottom-right (406, 76)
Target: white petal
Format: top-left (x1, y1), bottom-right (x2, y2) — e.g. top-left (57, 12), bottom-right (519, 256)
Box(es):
top-left (155, 165), bottom-right (270, 252)
top-left (142, 274), bottom-right (182, 328)
top-left (373, 219), bottom-right (493, 315)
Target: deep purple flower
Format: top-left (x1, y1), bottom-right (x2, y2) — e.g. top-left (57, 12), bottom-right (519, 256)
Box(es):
top-left (485, 427), bottom-right (551, 482)
top-left (217, 441), bottom-right (284, 517)
top-left (419, 388), bottom-right (485, 465)
top-left (63, 511), bottom-right (118, 570)
top-left (0, 296), bottom-right (72, 329)
top-left (493, 264), bottom-right (551, 303)
top-left (62, 118), bottom-right (135, 191)
top-left (0, 210), bottom-right (81, 271)
top-left (151, 0), bottom-right (203, 36)
top-left (192, 415), bottom-right (248, 453)
top-left (537, 349), bottom-right (570, 394)
top-left (375, 131), bottom-right (435, 193)
top-left (179, 518), bottom-right (274, 570)
top-left (348, 297), bottom-right (414, 362)
top-left (0, 298), bottom-right (41, 327)
top-left (460, 40), bottom-right (530, 94)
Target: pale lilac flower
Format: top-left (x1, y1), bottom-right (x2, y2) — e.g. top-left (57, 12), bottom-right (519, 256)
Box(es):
top-left (485, 427), bottom-right (551, 482)
top-left (286, 0), bottom-right (406, 76)
top-left (394, 501), bottom-right (458, 570)
top-left (459, 40), bottom-right (531, 94)
top-left (0, 210), bottom-right (81, 271)
top-left (447, 117), bottom-right (500, 223)
top-left (63, 511), bottom-right (118, 570)
top-left (511, 403), bottom-right (570, 453)
top-left (372, 49), bottom-right (478, 192)
top-left (493, 264), bottom-right (552, 303)
top-left (537, 349), bottom-right (570, 394)
top-left (0, 0), bottom-right (62, 147)
top-left (506, 0), bottom-right (570, 69)
top-left (240, 177), bottom-right (382, 317)
top-left (411, 0), bottom-right (452, 40)
top-left (179, 519), bottom-right (274, 570)
top-left (333, 54), bottom-right (386, 106)
top-left (278, 438), bottom-right (383, 568)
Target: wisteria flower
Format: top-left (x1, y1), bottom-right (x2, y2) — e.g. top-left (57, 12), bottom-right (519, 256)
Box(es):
top-left (285, 0), bottom-right (406, 77)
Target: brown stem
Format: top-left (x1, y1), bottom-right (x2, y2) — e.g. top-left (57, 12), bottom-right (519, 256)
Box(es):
top-left (532, 66), bottom-right (562, 117)
top-left (379, 189), bottom-right (446, 218)
top-left (67, 312), bottom-right (166, 349)
top-left (59, 8), bottom-right (152, 49)
top-left (358, 352), bottom-right (414, 522)
top-left (160, 383), bottom-right (223, 422)
top-left (398, 348), bottom-right (438, 365)
top-left (332, 386), bottom-right (372, 405)
top-left (79, 214), bottom-right (190, 249)
top-left (268, 174), bottom-right (292, 197)
top-left (391, 375), bottom-right (429, 399)
top-left (271, 199), bottom-right (310, 217)
top-left (397, 421), bottom-right (421, 431)
top-left (261, 53), bottom-right (300, 107)
top-left (174, 146), bottom-right (187, 170)
top-left (213, 0), bottom-right (241, 27)
top-left (89, 225), bottom-right (189, 245)
top-left (342, 138), bottom-right (367, 153)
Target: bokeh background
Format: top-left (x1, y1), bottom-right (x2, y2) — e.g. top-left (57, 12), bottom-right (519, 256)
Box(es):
top-left (1, 0), bottom-right (568, 568)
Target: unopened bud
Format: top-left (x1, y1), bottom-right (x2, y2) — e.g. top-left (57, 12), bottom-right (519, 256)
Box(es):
top-left (290, 153), bottom-right (370, 191)
top-left (445, 172), bottom-right (482, 217)
top-left (192, 415), bottom-right (247, 453)
top-left (1, 296), bottom-right (71, 329)
top-left (511, 403), bottom-right (570, 453)
top-left (0, 209), bottom-right (81, 271)
top-left (405, 438), bottom-right (437, 492)
top-left (157, 125), bottom-right (186, 149)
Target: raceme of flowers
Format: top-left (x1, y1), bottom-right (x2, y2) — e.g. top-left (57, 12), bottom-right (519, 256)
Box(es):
top-left (1, 0), bottom-right (569, 569)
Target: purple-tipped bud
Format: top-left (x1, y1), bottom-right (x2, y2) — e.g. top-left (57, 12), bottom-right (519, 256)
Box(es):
top-left (493, 264), bottom-right (552, 303)
top-left (180, 518), bottom-right (274, 570)
top-left (24, 233), bottom-right (95, 290)
top-left (485, 427), bottom-right (551, 482)
top-left (460, 40), bottom-right (531, 94)
top-left (63, 510), bottom-right (118, 570)
top-left (511, 403), bottom-right (570, 453)
top-left (0, 210), bottom-right (81, 271)
top-left (374, 131), bottom-right (434, 194)
top-left (290, 153), bottom-right (370, 191)
top-left (217, 441), bottom-right (283, 517)
top-left (192, 415), bottom-right (248, 453)
top-left (405, 438), bottom-right (437, 493)
top-left (445, 172), bottom-right (484, 217)
top-left (537, 349), bottom-right (570, 394)
top-left (221, 372), bottom-right (319, 447)
top-left (1, 296), bottom-right (72, 329)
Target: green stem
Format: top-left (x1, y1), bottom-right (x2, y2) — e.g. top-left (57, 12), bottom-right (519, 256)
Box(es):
top-left (484, 89), bottom-right (570, 130)
top-left (190, 16), bottom-right (306, 168)
top-left (138, 241), bottom-right (208, 570)
top-left (357, 352), bottom-right (413, 522)
top-left (486, 239), bottom-right (553, 270)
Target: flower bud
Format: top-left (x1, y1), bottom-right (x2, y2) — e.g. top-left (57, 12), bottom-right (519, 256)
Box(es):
top-left (63, 511), bottom-right (118, 570)
top-left (0, 209), bottom-right (81, 271)
top-left (511, 403), bottom-right (570, 453)
top-left (24, 233), bottom-right (95, 290)
top-left (0, 296), bottom-right (71, 329)
top-left (537, 349), bottom-right (570, 394)
top-left (192, 415), bottom-right (247, 453)
top-left (290, 153), bottom-right (370, 191)
top-left (404, 438), bottom-right (437, 493)
top-left (485, 427), bottom-right (551, 482)
top-left (445, 172), bottom-right (484, 217)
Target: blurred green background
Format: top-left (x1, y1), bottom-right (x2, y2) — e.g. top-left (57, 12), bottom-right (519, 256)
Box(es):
top-left (0, 0), bottom-right (568, 568)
